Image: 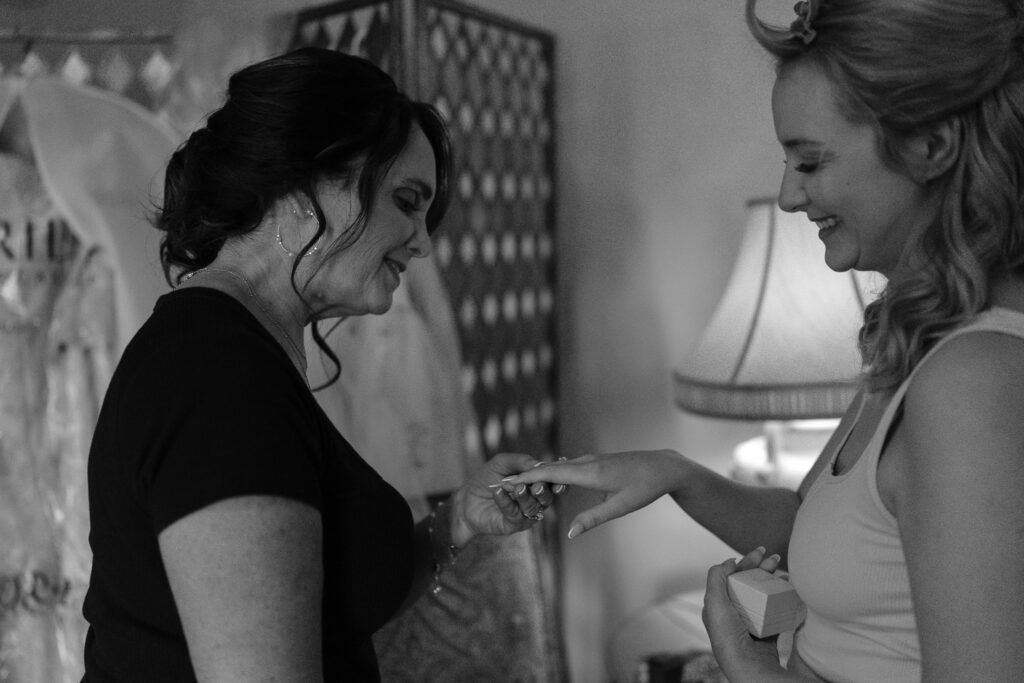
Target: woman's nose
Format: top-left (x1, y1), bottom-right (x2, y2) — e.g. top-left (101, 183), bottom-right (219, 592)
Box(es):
top-left (407, 221), bottom-right (432, 258)
top-left (777, 165), bottom-right (808, 213)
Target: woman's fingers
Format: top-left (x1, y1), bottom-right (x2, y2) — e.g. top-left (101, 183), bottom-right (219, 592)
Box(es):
top-left (533, 456), bottom-right (570, 496)
top-left (492, 486), bottom-right (522, 521)
top-left (488, 452), bottom-right (541, 477)
top-left (494, 481), bottom-right (547, 523)
top-left (509, 483), bottom-right (545, 520)
top-left (702, 558), bottom-right (739, 634)
top-left (498, 454), bottom-right (598, 488)
top-left (529, 481), bottom-right (556, 508)
top-left (759, 552), bottom-right (782, 573)
top-left (564, 488), bottom-right (649, 539)
top-left (731, 546), bottom-right (782, 574)
top-left (491, 488), bottom-right (538, 532)
top-left (736, 546), bottom-right (768, 572)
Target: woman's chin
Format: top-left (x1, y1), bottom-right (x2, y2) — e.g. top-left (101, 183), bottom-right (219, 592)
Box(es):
top-left (822, 247), bottom-right (857, 273)
top-left (311, 299), bottom-right (389, 320)
top-left (364, 295), bottom-right (394, 316)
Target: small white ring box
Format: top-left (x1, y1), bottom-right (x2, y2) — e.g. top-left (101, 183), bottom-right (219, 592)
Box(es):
top-left (726, 568), bottom-right (805, 638)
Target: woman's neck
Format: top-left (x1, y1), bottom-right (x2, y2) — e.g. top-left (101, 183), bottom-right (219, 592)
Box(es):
top-left (989, 270), bottom-right (1024, 314)
top-left (181, 239), bottom-right (309, 377)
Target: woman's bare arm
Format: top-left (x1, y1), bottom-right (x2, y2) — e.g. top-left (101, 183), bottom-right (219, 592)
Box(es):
top-left (158, 495), bottom-right (324, 683)
top-left (897, 332), bottom-right (1024, 682)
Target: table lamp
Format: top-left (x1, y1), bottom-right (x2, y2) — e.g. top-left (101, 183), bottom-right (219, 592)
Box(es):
top-left (673, 197), bottom-right (880, 486)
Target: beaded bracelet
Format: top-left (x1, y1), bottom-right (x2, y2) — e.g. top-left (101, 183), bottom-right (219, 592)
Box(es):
top-left (427, 498), bottom-right (461, 595)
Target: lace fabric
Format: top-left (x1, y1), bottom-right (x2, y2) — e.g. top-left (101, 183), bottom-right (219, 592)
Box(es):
top-left (0, 72), bottom-right (172, 682)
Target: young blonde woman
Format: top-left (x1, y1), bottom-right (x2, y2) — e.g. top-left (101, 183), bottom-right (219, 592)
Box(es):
top-left (505, 1), bottom-right (1024, 680)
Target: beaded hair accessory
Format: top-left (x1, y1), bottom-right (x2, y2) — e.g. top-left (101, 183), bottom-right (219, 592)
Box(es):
top-left (790, 0), bottom-right (819, 45)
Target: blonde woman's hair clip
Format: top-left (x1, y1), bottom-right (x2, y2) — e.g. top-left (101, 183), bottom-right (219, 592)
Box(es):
top-left (790, 0), bottom-right (819, 45)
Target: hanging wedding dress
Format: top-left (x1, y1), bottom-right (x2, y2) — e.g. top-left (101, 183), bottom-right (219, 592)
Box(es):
top-left (0, 149), bottom-right (67, 683)
top-left (0, 76), bottom-right (175, 682)
top-left (46, 246), bottom-right (117, 680)
top-left (16, 78), bottom-right (174, 352)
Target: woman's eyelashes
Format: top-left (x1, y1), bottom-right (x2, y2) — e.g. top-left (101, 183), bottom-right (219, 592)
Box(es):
top-left (789, 150), bottom-right (827, 174)
top-left (394, 188), bottom-right (424, 214)
top-left (784, 158), bottom-right (822, 174)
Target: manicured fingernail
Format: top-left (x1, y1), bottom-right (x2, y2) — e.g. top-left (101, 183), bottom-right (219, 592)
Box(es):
top-left (494, 487), bottom-right (507, 496)
top-left (532, 461), bottom-right (546, 468)
top-left (514, 484), bottom-right (527, 496)
top-left (501, 476), bottom-right (516, 483)
top-left (552, 484), bottom-right (567, 494)
top-left (768, 553), bottom-right (781, 562)
top-left (755, 546), bottom-right (766, 554)
top-left (530, 482), bottom-right (546, 495)
top-left (487, 483), bottom-right (503, 488)
top-left (567, 523), bottom-right (583, 539)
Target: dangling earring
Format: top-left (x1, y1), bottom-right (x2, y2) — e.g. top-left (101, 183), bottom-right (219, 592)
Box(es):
top-left (277, 208), bottom-right (320, 257)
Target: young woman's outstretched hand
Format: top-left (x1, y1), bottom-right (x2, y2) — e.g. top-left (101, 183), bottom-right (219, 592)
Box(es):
top-left (497, 449), bottom-right (691, 538)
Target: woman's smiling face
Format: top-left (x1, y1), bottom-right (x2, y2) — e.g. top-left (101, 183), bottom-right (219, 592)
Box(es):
top-left (304, 123), bottom-right (436, 318)
top-left (771, 60), bottom-right (935, 278)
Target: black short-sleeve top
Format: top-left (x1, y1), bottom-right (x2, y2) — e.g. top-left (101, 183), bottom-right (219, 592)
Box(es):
top-left (82, 287), bottom-right (414, 682)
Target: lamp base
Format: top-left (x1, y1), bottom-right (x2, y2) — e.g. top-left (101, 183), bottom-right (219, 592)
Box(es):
top-left (731, 419), bottom-right (838, 489)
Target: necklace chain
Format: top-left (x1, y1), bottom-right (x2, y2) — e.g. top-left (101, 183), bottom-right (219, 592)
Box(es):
top-left (180, 268), bottom-right (308, 377)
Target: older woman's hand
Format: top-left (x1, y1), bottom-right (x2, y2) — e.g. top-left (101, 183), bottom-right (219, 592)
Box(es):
top-left (449, 453), bottom-right (561, 547)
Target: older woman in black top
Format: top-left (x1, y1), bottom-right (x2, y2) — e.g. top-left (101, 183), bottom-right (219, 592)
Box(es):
top-left (82, 48), bottom-right (554, 682)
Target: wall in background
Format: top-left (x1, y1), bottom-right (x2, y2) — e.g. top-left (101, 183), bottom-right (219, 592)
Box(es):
top-left (2, 1), bottom-right (791, 680)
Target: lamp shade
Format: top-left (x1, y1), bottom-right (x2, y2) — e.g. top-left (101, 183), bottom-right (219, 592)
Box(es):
top-left (674, 198), bottom-right (880, 420)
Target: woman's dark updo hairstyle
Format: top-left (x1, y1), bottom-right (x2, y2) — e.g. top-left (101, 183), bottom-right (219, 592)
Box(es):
top-left (156, 46), bottom-right (452, 286)
top-left (155, 47), bottom-right (451, 388)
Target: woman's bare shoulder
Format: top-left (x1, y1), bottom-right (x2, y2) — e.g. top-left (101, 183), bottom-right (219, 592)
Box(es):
top-left (900, 324), bottom-right (1024, 480)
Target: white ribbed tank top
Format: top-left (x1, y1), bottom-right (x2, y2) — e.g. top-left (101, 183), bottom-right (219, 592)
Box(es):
top-left (788, 307), bottom-right (1024, 683)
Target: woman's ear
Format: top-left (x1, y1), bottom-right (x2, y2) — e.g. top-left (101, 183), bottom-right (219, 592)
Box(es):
top-left (903, 117), bottom-right (961, 183)
top-left (286, 193), bottom-right (312, 219)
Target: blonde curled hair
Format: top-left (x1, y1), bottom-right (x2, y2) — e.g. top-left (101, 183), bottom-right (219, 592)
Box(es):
top-left (747, 0), bottom-right (1024, 391)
